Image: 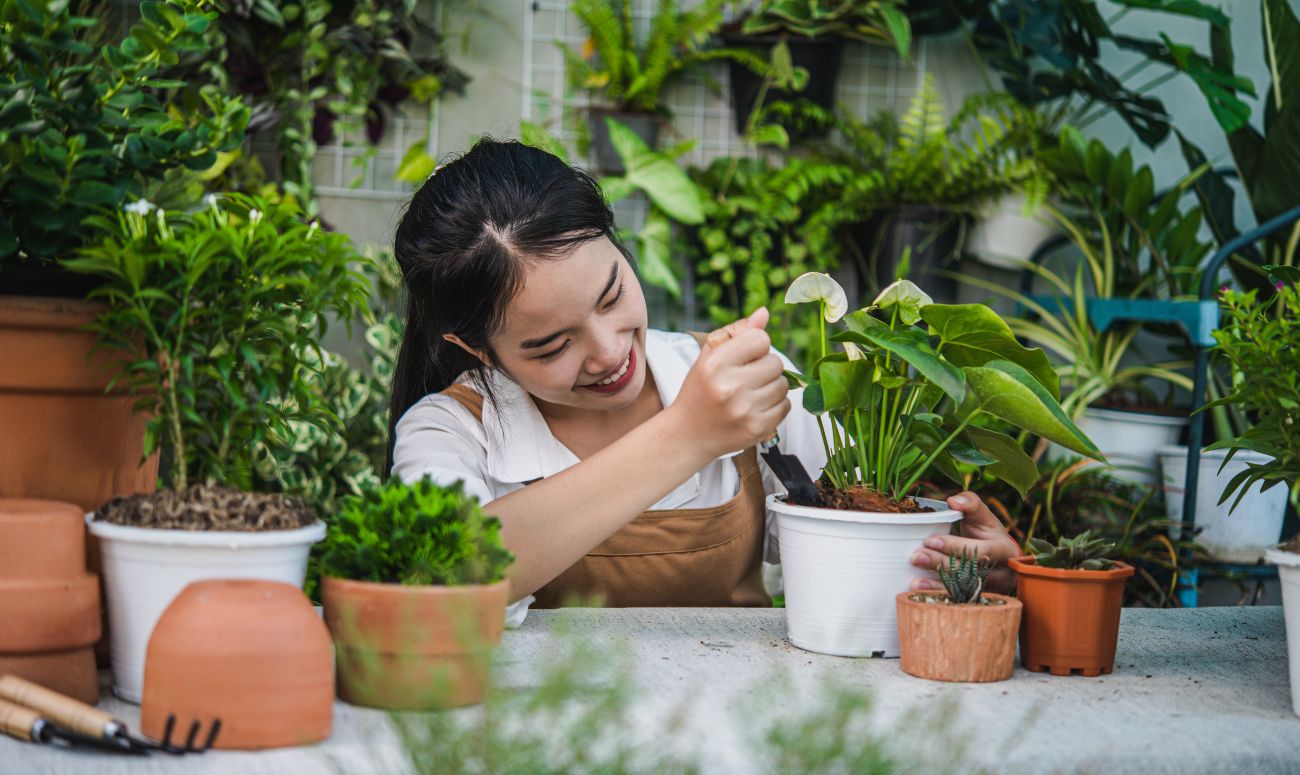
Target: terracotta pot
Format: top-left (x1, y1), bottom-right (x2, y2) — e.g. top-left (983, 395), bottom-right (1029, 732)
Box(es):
top-left (141, 579), bottom-right (333, 750)
top-left (0, 499), bottom-right (102, 704)
top-left (896, 591), bottom-right (1022, 682)
top-left (322, 576), bottom-right (510, 710)
top-left (0, 296), bottom-right (159, 512)
top-left (1009, 555), bottom-right (1134, 676)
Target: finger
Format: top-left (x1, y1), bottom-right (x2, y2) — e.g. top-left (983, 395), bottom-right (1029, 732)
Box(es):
top-left (751, 379), bottom-right (790, 412)
top-left (909, 547), bottom-right (950, 572)
top-left (704, 307), bottom-right (769, 350)
top-left (710, 327), bottom-right (772, 366)
top-left (738, 353), bottom-right (786, 389)
top-left (920, 534), bottom-right (1015, 565)
top-left (947, 491), bottom-right (1005, 535)
top-left (909, 577), bottom-right (944, 591)
top-left (751, 396), bottom-right (791, 437)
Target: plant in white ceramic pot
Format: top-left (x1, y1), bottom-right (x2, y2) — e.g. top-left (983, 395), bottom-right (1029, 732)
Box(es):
top-left (774, 272), bottom-right (1102, 657)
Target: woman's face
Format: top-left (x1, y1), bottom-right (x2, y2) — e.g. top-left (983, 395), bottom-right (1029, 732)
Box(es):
top-left (485, 237), bottom-right (650, 414)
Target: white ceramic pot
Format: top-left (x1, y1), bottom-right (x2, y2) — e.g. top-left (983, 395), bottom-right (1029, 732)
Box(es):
top-left (86, 515), bottom-right (325, 703)
top-left (1158, 446), bottom-right (1288, 563)
top-left (770, 494), bottom-right (961, 658)
top-left (1049, 407), bottom-right (1187, 487)
top-left (1265, 544), bottom-right (1300, 718)
top-left (966, 192), bottom-right (1060, 270)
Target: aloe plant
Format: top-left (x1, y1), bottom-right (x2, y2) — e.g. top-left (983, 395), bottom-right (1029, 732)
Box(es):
top-left (784, 273), bottom-right (1102, 501)
top-left (1026, 530), bottom-right (1118, 571)
top-left (937, 551), bottom-right (991, 604)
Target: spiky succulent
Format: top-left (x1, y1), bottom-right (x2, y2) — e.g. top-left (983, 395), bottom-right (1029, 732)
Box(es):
top-left (1026, 531), bottom-right (1118, 571)
top-left (936, 551), bottom-right (990, 604)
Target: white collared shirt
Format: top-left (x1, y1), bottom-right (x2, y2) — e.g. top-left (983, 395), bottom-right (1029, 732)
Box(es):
top-left (391, 329), bottom-right (828, 626)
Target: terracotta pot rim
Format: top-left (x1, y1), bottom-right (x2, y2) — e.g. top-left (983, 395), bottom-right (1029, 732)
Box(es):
top-left (0, 498), bottom-right (85, 519)
top-left (322, 575), bottom-right (510, 597)
top-left (896, 591), bottom-right (1022, 609)
top-left (768, 493), bottom-right (961, 525)
top-left (1009, 555), bottom-right (1135, 581)
top-left (0, 295), bottom-right (107, 327)
top-left (86, 513), bottom-right (325, 546)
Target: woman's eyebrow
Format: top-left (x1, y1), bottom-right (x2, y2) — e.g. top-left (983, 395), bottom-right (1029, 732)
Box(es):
top-left (520, 260), bottom-right (619, 349)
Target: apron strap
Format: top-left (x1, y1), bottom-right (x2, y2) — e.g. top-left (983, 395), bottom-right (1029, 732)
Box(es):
top-left (441, 383), bottom-right (485, 422)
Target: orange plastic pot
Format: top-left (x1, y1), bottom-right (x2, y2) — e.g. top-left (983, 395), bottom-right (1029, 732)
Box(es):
top-left (322, 576), bottom-right (509, 710)
top-left (1009, 555), bottom-right (1134, 676)
top-left (896, 591), bottom-right (1022, 682)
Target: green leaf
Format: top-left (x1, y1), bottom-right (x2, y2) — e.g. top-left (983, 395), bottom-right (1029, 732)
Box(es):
top-left (834, 326), bottom-right (966, 405)
top-left (963, 360), bottom-right (1102, 460)
top-left (920, 304), bottom-right (1060, 399)
top-left (633, 209), bottom-right (680, 297)
top-left (965, 426), bottom-right (1039, 499)
top-left (394, 142), bottom-right (435, 183)
top-left (803, 381), bottom-right (825, 414)
top-left (819, 359), bottom-right (872, 411)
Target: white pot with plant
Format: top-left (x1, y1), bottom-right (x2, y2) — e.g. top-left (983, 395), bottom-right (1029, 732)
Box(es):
top-left (775, 273), bottom-right (1102, 657)
top-left (1157, 446), bottom-right (1287, 562)
top-left (66, 194), bottom-right (369, 701)
top-left (967, 192), bottom-right (1061, 270)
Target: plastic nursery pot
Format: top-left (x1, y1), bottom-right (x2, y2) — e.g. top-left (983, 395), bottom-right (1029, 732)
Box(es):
top-left (142, 579), bottom-right (334, 750)
top-left (321, 576), bottom-right (510, 710)
top-left (1264, 542), bottom-right (1300, 718)
top-left (721, 32), bottom-right (844, 138)
top-left (586, 107), bottom-right (661, 176)
top-left (896, 591), bottom-right (1022, 683)
top-left (1009, 555), bottom-right (1134, 676)
top-left (86, 515), bottom-right (325, 703)
top-left (768, 494), bottom-right (961, 658)
top-left (0, 499), bottom-right (102, 704)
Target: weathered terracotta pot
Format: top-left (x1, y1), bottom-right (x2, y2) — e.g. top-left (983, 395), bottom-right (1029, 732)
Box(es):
top-left (1009, 555), bottom-right (1134, 676)
top-left (0, 499), bottom-right (101, 704)
top-left (896, 591), bottom-right (1022, 682)
top-left (322, 576), bottom-right (510, 710)
top-left (142, 579), bottom-right (334, 750)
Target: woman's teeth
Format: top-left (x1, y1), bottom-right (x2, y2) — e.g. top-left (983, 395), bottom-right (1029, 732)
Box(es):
top-left (595, 354), bottom-right (631, 385)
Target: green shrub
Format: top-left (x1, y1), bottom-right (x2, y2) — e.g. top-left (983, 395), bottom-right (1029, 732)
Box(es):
top-left (320, 478), bottom-right (515, 586)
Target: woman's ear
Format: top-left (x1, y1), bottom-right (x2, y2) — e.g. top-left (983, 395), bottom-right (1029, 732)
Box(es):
top-left (443, 333), bottom-right (493, 367)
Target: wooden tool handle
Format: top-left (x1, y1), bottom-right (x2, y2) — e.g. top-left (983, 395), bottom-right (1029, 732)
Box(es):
top-left (0, 697), bottom-right (41, 742)
top-left (0, 675), bottom-right (114, 738)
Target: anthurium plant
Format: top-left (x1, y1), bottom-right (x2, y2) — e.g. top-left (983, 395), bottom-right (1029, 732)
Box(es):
top-left (784, 273), bottom-right (1103, 504)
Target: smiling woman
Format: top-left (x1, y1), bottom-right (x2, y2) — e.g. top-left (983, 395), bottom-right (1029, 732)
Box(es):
top-left (384, 139), bottom-right (1011, 626)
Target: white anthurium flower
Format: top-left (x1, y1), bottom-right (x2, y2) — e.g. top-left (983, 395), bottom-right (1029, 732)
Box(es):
top-left (842, 341), bottom-right (864, 361)
top-left (123, 198), bottom-right (156, 216)
top-left (785, 272), bottom-right (848, 323)
top-left (872, 279), bottom-right (933, 325)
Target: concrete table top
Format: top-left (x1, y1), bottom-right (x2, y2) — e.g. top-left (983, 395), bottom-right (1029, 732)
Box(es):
top-left (2, 606), bottom-right (1295, 774)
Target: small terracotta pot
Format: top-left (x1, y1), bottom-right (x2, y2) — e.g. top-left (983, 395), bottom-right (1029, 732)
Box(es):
top-left (322, 576), bottom-right (510, 710)
top-left (142, 579), bottom-right (334, 750)
top-left (0, 499), bottom-right (101, 704)
top-left (1009, 555), bottom-right (1134, 676)
top-left (896, 591), bottom-right (1022, 682)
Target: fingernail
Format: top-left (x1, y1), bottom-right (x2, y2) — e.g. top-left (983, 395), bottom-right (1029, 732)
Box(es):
top-left (950, 494), bottom-right (969, 507)
top-left (924, 536), bottom-right (944, 550)
top-left (910, 552), bottom-right (928, 567)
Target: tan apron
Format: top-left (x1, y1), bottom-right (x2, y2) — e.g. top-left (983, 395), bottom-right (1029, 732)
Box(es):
top-left (439, 336), bottom-right (769, 608)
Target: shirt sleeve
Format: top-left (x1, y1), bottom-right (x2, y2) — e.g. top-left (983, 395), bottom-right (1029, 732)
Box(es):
top-left (391, 395), bottom-right (537, 628)
top-left (759, 347), bottom-right (829, 565)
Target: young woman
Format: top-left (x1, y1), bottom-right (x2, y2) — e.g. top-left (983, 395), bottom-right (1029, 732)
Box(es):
top-left (387, 139), bottom-right (1019, 624)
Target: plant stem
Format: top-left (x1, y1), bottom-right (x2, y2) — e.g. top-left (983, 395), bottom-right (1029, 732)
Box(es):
top-left (897, 412), bottom-right (977, 498)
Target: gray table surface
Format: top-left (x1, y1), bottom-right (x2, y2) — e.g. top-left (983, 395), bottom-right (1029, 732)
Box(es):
top-left (2, 606), bottom-right (1296, 774)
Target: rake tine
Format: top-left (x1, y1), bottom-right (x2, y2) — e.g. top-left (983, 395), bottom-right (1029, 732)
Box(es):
top-left (201, 719), bottom-right (222, 751)
top-left (184, 720), bottom-right (201, 752)
top-left (160, 714), bottom-right (177, 753)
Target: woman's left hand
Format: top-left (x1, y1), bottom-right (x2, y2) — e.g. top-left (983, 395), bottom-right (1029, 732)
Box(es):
top-left (909, 491), bottom-right (1020, 595)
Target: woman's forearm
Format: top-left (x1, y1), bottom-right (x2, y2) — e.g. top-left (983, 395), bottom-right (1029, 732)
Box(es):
top-left (485, 405), bottom-right (715, 600)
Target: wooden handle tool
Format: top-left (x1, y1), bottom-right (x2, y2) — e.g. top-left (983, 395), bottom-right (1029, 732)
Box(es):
top-left (0, 675), bottom-right (118, 740)
top-left (0, 697), bottom-right (44, 743)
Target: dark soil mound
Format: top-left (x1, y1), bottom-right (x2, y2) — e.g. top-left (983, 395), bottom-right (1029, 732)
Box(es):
top-left (96, 484), bottom-right (317, 531)
top-left (797, 481), bottom-right (934, 513)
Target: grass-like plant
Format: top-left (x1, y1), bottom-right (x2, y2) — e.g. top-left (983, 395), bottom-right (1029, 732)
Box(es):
top-left (783, 273), bottom-right (1102, 503)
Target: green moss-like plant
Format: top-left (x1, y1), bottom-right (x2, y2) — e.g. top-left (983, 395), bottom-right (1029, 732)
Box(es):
top-left (320, 478), bottom-right (514, 586)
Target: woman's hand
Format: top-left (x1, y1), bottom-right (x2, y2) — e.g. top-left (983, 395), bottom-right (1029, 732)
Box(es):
top-left (669, 307), bottom-right (791, 459)
top-left (909, 491), bottom-right (1021, 595)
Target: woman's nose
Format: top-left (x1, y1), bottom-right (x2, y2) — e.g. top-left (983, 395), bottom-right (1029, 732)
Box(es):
top-left (583, 336), bottom-right (626, 375)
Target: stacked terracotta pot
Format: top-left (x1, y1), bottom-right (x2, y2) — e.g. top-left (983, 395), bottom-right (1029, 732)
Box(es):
top-left (0, 499), bottom-right (102, 704)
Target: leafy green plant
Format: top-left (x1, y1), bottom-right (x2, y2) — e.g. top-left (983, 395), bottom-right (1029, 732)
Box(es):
top-left (739, 0), bottom-right (911, 59)
top-left (62, 193), bottom-right (370, 490)
top-left (937, 551), bottom-right (991, 604)
top-left (784, 273), bottom-right (1101, 502)
top-left (319, 477), bottom-right (514, 586)
top-left (558, 0), bottom-right (755, 115)
top-left (1026, 530), bottom-right (1118, 571)
top-left (0, 0), bottom-right (249, 269)
top-left (1200, 277), bottom-right (1300, 513)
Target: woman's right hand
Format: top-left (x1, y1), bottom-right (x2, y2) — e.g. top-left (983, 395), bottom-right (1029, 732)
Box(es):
top-left (670, 307), bottom-right (791, 458)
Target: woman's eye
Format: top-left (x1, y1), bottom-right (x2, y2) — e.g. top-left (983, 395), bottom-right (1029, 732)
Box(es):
top-left (603, 283), bottom-right (625, 310)
top-left (539, 342), bottom-right (569, 361)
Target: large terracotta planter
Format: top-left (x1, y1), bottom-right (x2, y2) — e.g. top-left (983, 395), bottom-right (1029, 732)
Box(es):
top-left (896, 591), bottom-right (1022, 682)
top-left (142, 579), bottom-right (334, 750)
top-left (0, 499), bottom-right (102, 704)
top-left (1010, 555), bottom-right (1134, 676)
top-left (322, 576), bottom-right (510, 710)
top-left (0, 296), bottom-right (158, 511)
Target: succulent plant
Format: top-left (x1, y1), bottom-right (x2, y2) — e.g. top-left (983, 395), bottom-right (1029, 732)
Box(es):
top-left (1026, 531), bottom-right (1118, 571)
top-left (936, 551), bottom-right (990, 604)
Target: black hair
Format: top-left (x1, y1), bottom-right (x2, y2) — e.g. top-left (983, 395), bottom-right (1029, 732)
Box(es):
top-left (386, 138), bottom-right (624, 475)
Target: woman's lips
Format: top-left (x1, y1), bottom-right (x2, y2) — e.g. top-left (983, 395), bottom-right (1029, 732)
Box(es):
top-left (580, 347), bottom-right (636, 395)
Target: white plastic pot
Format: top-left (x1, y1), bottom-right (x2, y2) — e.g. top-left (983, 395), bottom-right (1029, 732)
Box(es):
top-left (1265, 545), bottom-right (1300, 718)
top-left (86, 515), bottom-right (325, 703)
top-left (770, 494), bottom-right (961, 657)
top-left (1049, 407), bottom-right (1187, 487)
top-left (966, 192), bottom-right (1060, 270)
top-left (1158, 446), bottom-right (1288, 563)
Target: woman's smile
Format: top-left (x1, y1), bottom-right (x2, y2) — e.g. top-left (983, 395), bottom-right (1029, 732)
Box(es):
top-left (579, 346), bottom-right (636, 394)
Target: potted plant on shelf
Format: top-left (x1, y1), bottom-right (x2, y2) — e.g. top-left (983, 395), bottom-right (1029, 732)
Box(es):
top-left (1010, 531), bottom-right (1134, 676)
top-left (319, 477), bottom-right (515, 710)
top-left (776, 272), bottom-right (1101, 657)
top-left (896, 551), bottom-right (1022, 682)
top-left (0, 0), bottom-right (248, 512)
top-left (722, 0), bottom-right (910, 136)
top-left (558, 0), bottom-right (753, 173)
top-left (66, 193), bottom-right (369, 702)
